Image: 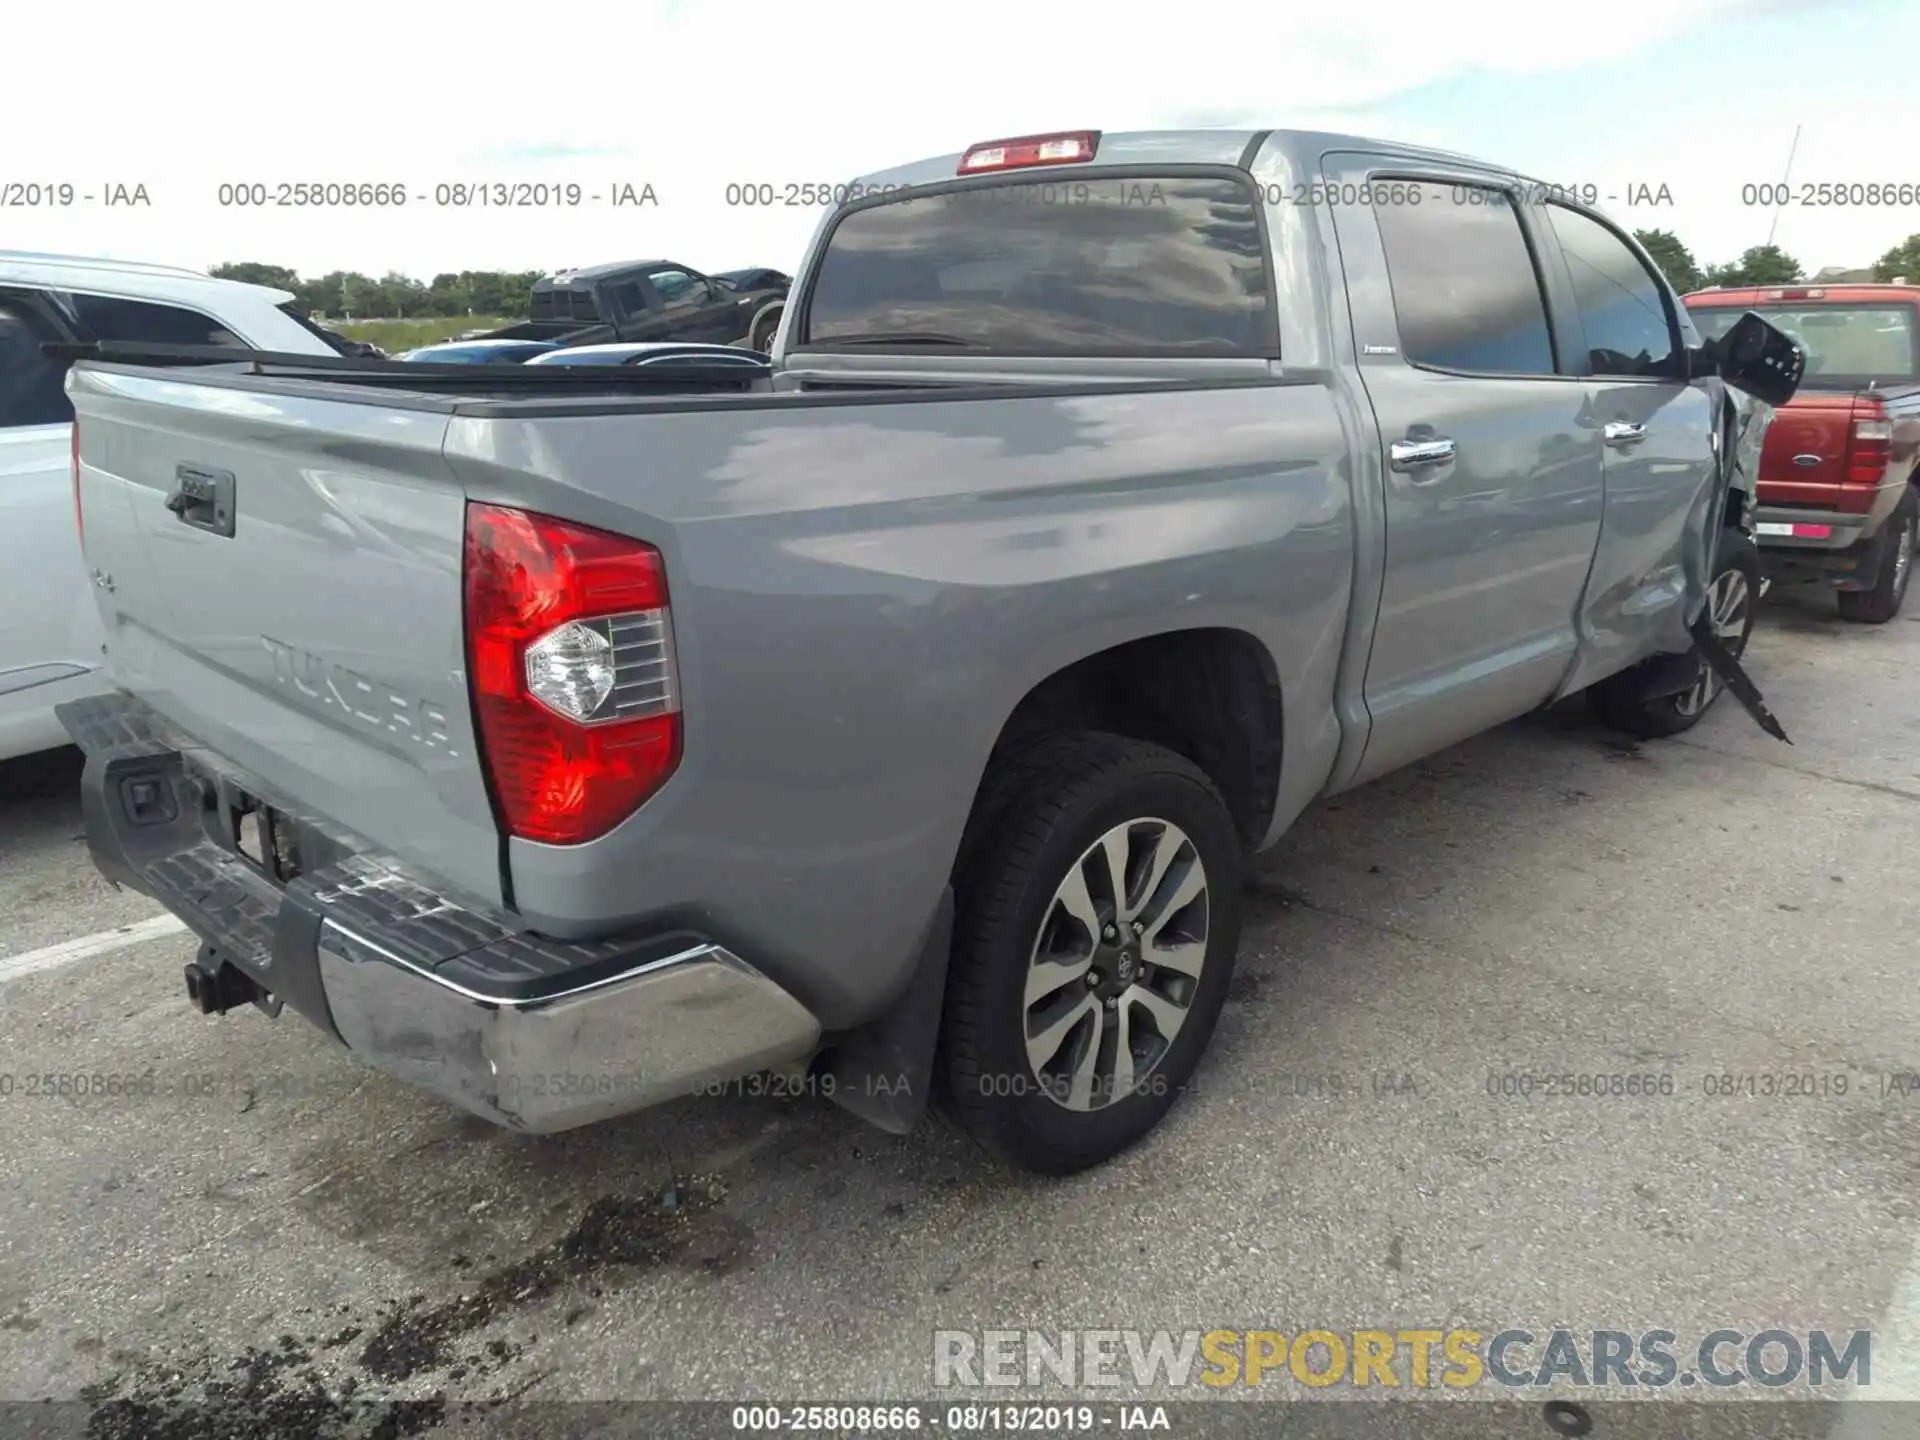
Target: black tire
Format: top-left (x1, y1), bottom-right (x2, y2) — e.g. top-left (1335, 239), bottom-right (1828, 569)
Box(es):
top-left (747, 303), bottom-right (783, 354)
top-left (938, 732), bottom-right (1243, 1174)
top-left (1589, 534), bottom-right (1762, 739)
top-left (1837, 486), bottom-right (1917, 624)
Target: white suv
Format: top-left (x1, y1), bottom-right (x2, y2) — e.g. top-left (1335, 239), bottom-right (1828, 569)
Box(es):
top-left (0, 252), bottom-right (347, 762)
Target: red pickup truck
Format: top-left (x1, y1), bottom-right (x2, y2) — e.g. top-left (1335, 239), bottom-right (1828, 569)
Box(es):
top-left (1682, 285), bottom-right (1920, 622)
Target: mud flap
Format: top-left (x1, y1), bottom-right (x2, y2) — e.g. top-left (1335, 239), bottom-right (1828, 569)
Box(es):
top-left (821, 887), bottom-right (953, 1134)
top-left (1690, 613), bottom-right (1791, 744)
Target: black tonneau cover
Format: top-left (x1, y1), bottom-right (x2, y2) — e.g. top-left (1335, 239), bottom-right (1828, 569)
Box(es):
top-left (47, 340), bottom-right (768, 394)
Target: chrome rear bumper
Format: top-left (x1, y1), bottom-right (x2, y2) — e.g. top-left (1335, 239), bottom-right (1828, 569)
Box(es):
top-left (318, 924), bottom-right (820, 1131)
top-left (57, 690), bottom-right (822, 1134)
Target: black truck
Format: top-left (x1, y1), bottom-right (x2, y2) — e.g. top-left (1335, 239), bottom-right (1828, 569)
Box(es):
top-left (479, 258), bottom-right (788, 352)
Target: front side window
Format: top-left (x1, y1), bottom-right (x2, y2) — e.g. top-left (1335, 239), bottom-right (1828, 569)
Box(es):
top-left (0, 302), bottom-right (73, 428)
top-left (1544, 204), bottom-right (1680, 378)
top-left (802, 174), bottom-right (1275, 355)
top-left (1372, 181), bottom-right (1556, 375)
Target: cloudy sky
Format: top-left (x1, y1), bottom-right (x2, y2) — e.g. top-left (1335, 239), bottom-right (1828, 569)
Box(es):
top-left (6, 0), bottom-right (1917, 283)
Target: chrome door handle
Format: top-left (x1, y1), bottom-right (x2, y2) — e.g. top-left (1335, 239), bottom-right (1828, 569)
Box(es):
top-left (1603, 422), bottom-right (1647, 447)
top-left (1389, 437), bottom-right (1456, 473)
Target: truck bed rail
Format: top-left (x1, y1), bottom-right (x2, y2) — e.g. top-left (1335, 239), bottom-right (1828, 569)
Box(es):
top-left (46, 340), bottom-right (768, 393)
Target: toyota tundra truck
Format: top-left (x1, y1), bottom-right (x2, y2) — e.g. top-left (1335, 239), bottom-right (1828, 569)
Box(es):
top-left (56, 130), bottom-right (1799, 1174)
top-left (1683, 284), bottom-right (1920, 622)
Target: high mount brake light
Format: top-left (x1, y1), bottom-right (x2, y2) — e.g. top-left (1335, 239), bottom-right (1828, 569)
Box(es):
top-left (957, 131), bottom-right (1099, 175)
top-left (463, 503), bottom-right (681, 846)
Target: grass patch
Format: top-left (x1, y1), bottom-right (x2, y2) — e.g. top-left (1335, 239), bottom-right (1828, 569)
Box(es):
top-left (328, 316), bottom-right (518, 354)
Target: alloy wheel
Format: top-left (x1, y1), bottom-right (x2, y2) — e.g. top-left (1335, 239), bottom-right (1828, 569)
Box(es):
top-left (1021, 818), bottom-right (1210, 1112)
top-left (1674, 566), bottom-right (1752, 717)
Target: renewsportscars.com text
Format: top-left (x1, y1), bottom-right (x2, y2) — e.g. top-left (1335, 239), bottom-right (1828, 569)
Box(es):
top-left (933, 1328), bottom-right (1872, 1390)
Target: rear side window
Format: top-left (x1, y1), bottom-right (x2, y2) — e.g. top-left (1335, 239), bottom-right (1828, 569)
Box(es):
top-left (1544, 204), bottom-right (1680, 378)
top-left (67, 293), bottom-right (248, 348)
top-left (1372, 182), bottom-right (1555, 376)
top-left (0, 302), bottom-right (73, 428)
top-left (802, 175), bottom-right (1275, 356)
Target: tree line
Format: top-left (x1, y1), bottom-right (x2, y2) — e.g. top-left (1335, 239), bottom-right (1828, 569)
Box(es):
top-left (1624, 231), bottom-right (1919, 293)
top-left (212, 231), bottom-right (1920, 320)
top-left (208, 263), bottom-right (546, 320)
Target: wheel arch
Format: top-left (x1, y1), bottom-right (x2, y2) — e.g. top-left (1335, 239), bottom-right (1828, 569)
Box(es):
top-left (970, 626), bottom-right (1285, 854)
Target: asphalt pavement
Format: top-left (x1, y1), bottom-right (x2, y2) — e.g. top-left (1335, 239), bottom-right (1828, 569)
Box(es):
top-left (2, 584), bottom-right (1918, 1440)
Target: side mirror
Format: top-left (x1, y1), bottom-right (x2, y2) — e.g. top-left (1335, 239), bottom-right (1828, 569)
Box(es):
top-left (1705, 311), bottom-right (1805, 407)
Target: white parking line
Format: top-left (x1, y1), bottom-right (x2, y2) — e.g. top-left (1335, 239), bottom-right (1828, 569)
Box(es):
top-left (0, 913), bottom-right (188, 985)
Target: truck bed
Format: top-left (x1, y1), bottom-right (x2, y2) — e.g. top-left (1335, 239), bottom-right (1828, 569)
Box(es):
top-left (65, 355), bottom-right (1351, 1029)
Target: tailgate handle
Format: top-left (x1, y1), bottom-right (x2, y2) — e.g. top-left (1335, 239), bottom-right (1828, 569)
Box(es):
top-left (165, 465), bottom-right (236, 538)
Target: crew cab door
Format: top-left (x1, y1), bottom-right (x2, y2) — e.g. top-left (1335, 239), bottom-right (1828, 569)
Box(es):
top-left (1532, 202), bottom-right (1720, 694)
top-left (1321, 163), bottom-right (1605, 784)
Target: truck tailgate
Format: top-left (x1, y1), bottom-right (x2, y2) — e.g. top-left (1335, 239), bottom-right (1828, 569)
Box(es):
top-left (1756, 391), bottom-right (1854, 506)
top-left (68, 365), bottom-right (503, 907)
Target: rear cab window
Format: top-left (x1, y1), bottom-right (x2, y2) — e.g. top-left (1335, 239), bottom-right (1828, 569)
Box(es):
top-left (798, 173), bottom-right (1277, 356)
top-left (1689, 302), bottom-right (1918, 390)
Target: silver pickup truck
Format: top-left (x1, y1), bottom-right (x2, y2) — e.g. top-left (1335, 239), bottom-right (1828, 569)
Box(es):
top-left (56, 129), bottom-right (1801, 1174)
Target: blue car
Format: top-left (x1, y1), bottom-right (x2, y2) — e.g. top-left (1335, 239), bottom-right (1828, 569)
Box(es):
top-left (394, 338), bottom-right (559, 364)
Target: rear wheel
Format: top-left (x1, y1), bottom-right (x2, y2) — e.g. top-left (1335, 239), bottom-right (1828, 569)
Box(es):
top-left (1589, 534), bottom-right (1760, 739)
top-left (1837, 486), bottom-right (1917, 624)
top-left (939, 732), bottom-right (1242, 1174)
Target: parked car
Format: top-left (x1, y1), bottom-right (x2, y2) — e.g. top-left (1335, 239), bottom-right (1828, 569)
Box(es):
top-left (55, 129), bottom-right (1797, 1174)
top-left (1683, 284), bottom-right (1920, 622)
top-left (395, 339), bottom-right (560, 364)
top-left (476, 259), bottom-right (788, 353)
top-left (0, 251), bottom-right (343, 762)
top-left (527, 341), bottom-right (771, 369)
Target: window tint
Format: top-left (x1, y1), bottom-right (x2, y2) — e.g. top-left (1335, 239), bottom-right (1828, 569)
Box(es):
top-left (68, 293), bottom-right (247, 348)
top-left (1545, 205), bottom-right (1679, 377)
top-left (1372, 182), bottom-right (1555, 375)
top-left (647, 270), bottom-right (704, 312)
top-left (612, 281), bottom-right (647, 315)
top-left (802, 175), bottom-right (1275, 355)
top-left (0, 302), bottom-right (73, 428)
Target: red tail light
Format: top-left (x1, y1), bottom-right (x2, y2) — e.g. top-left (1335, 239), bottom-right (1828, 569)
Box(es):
top-left (1846, 398), bottom-right (1893, 486)
top-left (958, 130), bottom-right (1099, 175)
top-left (463, 504), bottom-right (681, 846)
top-left (71, 423), bottom-right (84, 546)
